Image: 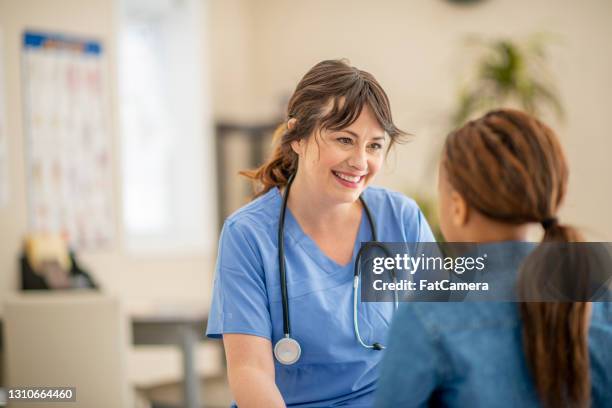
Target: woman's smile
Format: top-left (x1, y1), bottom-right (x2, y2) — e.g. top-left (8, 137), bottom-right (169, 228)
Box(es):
top-left (332, 170), bottom-right (366, 189)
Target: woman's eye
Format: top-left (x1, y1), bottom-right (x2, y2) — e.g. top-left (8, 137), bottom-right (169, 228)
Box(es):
top-left (368, 143), bottom-right (383, 150)
top-left (337, 137), bottom-right (353, 145)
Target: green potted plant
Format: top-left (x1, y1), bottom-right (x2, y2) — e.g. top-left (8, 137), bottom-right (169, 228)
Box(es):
top-left (411, 34), bottom-right (564, 241)
top-left (453, 34), bottom-right (564, 126)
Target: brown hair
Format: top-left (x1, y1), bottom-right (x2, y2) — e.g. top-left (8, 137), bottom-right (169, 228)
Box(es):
top-left (442, 109), bottom-right (590, 408)
top-left (241, 59), bottom-right (407, 197)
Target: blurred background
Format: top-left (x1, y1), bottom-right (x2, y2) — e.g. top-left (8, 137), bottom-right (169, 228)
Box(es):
top-left (0, 0), bottom-right (610, 407)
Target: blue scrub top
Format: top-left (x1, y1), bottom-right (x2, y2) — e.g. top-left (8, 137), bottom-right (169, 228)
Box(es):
top-left (207, 186), bottom-right (435, 407)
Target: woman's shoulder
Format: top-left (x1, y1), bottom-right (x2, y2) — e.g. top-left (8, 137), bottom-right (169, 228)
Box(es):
top-left (362, 185), bottom-right (434, 242)
top-left (225, 188), bottom-right (281, 230)
top-left (217, 189), bottom-right (281, 265)
top-left (362, 185), bottom-right (420, 212)
top-left (592, 302), bottom-right (612, 324)
top-left (397, 302), bottom-right (520, 336)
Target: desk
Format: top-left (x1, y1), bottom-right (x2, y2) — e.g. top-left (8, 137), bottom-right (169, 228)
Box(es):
top-left (131, 305), bottom-right (208, 408)
top-left (0, 301), bottom-right (208, 408)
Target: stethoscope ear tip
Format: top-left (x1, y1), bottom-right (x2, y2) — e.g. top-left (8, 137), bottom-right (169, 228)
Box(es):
top-left (372, 342), bottom-right (384, 351)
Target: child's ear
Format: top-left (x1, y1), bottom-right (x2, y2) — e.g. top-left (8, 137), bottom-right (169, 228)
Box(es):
top-left (450, 190), bottom-right (469, 227)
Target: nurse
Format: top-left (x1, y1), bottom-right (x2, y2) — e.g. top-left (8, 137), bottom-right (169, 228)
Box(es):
top-left (206, 59), bottom-right (435, 407)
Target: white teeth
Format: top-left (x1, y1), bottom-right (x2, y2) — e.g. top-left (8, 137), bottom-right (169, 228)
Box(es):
top-left (334, 171), bottom-right (361, 183)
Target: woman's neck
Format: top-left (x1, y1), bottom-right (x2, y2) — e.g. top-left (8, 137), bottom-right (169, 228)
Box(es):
top-left (465, 226), bottom-right (531, 242)
top-left (462, 213), bottom-right (533, 242)
top-left (284, 176), bottom-right (360, 232)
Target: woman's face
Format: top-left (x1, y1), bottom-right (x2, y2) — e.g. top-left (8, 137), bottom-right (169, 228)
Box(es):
top-left (293, 105), bottom-right (386, 205)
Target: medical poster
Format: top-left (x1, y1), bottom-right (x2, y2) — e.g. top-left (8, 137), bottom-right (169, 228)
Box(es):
top-left (22, 31), bottom-right (114, 248)
top-left (0, 27), bottom-right (8, 207)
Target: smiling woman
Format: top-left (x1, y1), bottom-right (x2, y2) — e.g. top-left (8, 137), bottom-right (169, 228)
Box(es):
top-left (289, 103), bottom-right (386, 203)
top-left (206, 59), bottom-right (435, 408)
top-left (240, 59), bottom-right (407, 199)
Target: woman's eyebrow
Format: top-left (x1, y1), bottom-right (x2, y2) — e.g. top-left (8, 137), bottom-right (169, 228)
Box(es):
top-left (340, 129), bottom-right (386, 140)
top-left (339, 129), bottom-right (360, 138)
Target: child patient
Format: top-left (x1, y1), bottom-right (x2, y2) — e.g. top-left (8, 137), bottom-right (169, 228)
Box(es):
top-left (375, 109), bottom-right (612, 408)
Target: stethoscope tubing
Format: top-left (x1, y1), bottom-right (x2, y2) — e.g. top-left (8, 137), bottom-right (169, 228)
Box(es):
top-left (352, 242), bottom-right (399, 351)
top-left (277, 172), bottom-right (396, 363)
top-left (278, 174), bottom-right (293, 338)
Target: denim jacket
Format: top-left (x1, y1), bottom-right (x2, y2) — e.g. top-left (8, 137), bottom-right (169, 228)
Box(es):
top-left (375, 245), bottom-right (612, 407)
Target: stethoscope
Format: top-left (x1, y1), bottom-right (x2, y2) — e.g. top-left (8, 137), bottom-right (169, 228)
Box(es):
top-left (273, 173), bottom-right (398, 365)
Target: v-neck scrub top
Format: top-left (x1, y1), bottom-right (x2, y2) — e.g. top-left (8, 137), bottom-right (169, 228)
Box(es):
top-left (206, 186), bottom-right (435, 407)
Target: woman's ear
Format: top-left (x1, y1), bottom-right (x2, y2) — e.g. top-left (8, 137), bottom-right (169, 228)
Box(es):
top-left (288, 118), bottom-right (302, 155)
top-left (287, 117), bottom-right (297, 131)
top-left (450, 190), bottom-right (469, 227)
top-left (290, 139), bottom-right (303, 156)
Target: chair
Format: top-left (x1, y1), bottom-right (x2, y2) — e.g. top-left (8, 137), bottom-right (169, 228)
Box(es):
top-left (2, 291), bottom-right (140, 408)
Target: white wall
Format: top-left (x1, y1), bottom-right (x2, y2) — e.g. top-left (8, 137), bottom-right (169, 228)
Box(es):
top-left (208, 0), bottom-right (257, 122)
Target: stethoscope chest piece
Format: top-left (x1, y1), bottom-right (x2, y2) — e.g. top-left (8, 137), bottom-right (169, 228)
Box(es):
top-left (274, 336), bottom-right (302, 365)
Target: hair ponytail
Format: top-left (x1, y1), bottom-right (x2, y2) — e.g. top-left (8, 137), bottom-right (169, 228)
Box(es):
top-left (519, 222), bottom-right (591, 408)
top-left (239, 124), bottom-right (298, 198)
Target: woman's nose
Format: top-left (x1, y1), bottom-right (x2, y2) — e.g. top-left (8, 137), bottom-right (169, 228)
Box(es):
top-left (347, 147), bottom-right (368, 171)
